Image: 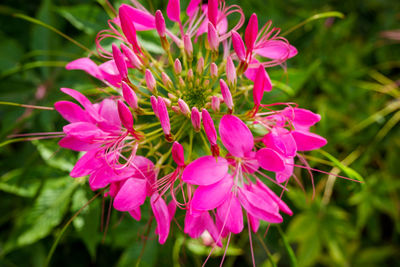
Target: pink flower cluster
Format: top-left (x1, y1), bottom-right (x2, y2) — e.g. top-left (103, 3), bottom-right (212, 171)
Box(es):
top-left (56, 0), bottom-right (327, 247)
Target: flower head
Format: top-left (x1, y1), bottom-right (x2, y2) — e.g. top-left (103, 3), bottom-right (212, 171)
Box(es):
top-left (57, 0), bottom-right (328, 256)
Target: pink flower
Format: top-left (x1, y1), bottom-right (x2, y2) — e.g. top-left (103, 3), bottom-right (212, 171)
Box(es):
top-left (183, 115), bottom-right (289, 237)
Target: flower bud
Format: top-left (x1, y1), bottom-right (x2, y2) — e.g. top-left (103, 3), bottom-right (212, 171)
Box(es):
top-left (121, 81), bottom-right (138, 110)
top-left (119, 5), bottom-right (140, 53)
top-left (155, 10), bottom-right (166, 37)
top-left (207, 22), bottom-right (219, 52)
top-left (210, 62), bottom-right (218, 79)
top-left (163, 97), bottom-right (172, 107)
top-left (196, 57), bottom-right (204, 74)
top-left (231, 31), bottom-right (246, 62)
top-left (172, 141), bottom-right (185, 167)
top-left (178, 98), bottom-right (190, 116)
top-left (117, 100), bottom-right (134, 133)
top-left (220, 79), bottom-right (234, 112)
top-left (184, 34), bottom-right (193, 59)
top-left (187, 69), bottom-right (194, 81)
top-left (157, 96), bottom-right (171, 135)
top-left (171, 106), bottom-right (181, 114)
top-left (202, 108), bottom-right (220, 156)
top-left (145, 69), bottom-right (156, 92)
top-left (245, 13), bottom-right (258, 53)
top-left (211, 96), bottom-right (220, 112)
top-left (168, 93), bottom-right (177, 100)
top-left (150, 95), bottom-right (158, 117)
top-left (253, 65), bottom-right (272, 107)
top-left (174, 58), bottom-right (182, 74)
top-left (121, 43), bottom-right (142, 70)
top-left (191, 107), bottom-right (201, 132)
top-left (161, 72), bottom-right (173, 89)
top-left (201, 109), bottom-right (217, 145)
top-left (112, 44), bottom-right (128, 81)
top-left (179, 77), bottom-right (185, 88)
top-left (226, 56), bottom-right (237, 87)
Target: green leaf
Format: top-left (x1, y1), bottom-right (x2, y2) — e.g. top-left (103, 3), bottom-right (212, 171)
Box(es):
top-left (3, 177), bottom-right (78, 253)
top-left (72, 187), bottom-right (101, 260)
top-left (117, 238), bottom-right (159, 267)
top-left (0, 169), bottom-right (41, 197)
top-left (282, 11), bottom-right (345, 36)
top-left (297, 234), bottom-right (321, 267)
top-left (278, 226), bottom-right (298, 267)
top-left (317, 150), bottom-right (364, 182)
top-left (33, 140), bottom-right (74, 172)
top-left (56, 4), bottom-right (107, 35)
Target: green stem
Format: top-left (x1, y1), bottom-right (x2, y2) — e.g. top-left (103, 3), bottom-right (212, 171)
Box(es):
top-left (44, 188), bottom-right (106, 267)
top-left (13, 13), bottom-right (98, 57)
top-left (282, 11), bottom-right (345, 36)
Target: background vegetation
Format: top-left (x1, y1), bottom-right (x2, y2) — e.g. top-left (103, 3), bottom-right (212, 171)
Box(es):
top-left (0, 0), bottom-right (399, 266)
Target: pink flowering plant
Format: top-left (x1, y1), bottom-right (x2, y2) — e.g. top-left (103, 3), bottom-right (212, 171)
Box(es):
top-left (46, 0), bottom-right (355, 264)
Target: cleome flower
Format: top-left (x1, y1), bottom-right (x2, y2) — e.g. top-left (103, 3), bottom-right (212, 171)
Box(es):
top-left (55, 0), bottom-right (329, 263)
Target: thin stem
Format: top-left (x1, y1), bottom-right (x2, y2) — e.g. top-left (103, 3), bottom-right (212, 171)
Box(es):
top-left (44, 189), bottom-right (106, 267)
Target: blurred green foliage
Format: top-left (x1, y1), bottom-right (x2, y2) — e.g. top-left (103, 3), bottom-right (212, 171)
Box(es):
top-left (0, 0), bottom-right (399, 266)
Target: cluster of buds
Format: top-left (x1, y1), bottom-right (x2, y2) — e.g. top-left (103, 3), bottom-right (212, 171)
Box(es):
top-left (59, 0), bottom-right (326, 252)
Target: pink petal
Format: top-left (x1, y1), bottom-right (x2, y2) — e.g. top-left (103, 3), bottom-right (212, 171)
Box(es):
top-left (182, 156), bottom-right (228, 185)
top-left (113, 178), bottom-right (147, 211)
top-left (60, 88), bottom-right (101, 121)
top-left (217, 193), bottom-right (243, 234)
top-left (238, 187), bottom-right (282, 223)
top-left (292, 130), bottom-right (327, 151)
top-left (112, 44), bottom-right (128, 80)
top-left (54, 101), bottom-right (91, 123)
top-left (168, 201), bottom-right (177, 219)
top-left (242, 151), bottom-right (260, 174)
top-left (151, 193), bottom-right (171, 244)
top-left (70, 149), bottom-right (103, 177)
top-left (118, 5), bottom-right (140, 50)
top-left (184, 211), bottom-right (222, 247)
top-left (231, 31), bottom-right (246, 61)
top-left (256, 148), bottom-right (285, 172)
top-left (255, 40), bottom-right (297, 60)
top-left (63, 122), bottom-right (108, 142)
top-left (276, 157), bottom-right (294, 183)
top-left (119, 4), bottom-right (155, 31)
top-left (282, 107), bottom-right (321, 127)
top-left (187, 0), bottom-right (201, 17)
top-left (66, 58), bottom-right (103, 80)
top-left (191, 174), bottom-right (233, 211)
top-left (89, 166), bottom-right (114, 190)
top-left (262, 128), bottom-right (297, 157)
top-left (97, 98), bottom-right (121, 132)
top-left (256, 179), bottom-right (293, 215)
top-left (219, 115), bottom-right (254, 157)
top-left (245, 13), bottom-right (258, 53)
top-left (248, 213), bottom-right (260, 233)
top-left (58, 136), bottom-right (98, 151)
top-left (129, 206), bottom-right (141, 221)
top-left (184, 212), bottom-right (206, 238)
top-left (167, 0), bottom-right (181, 23)
top-left (208, 0), bottom-right (218, 27)
top-left (98, 60), bottom-right (122, 87)
top-left (253, 65), bottom-right (272, 106)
